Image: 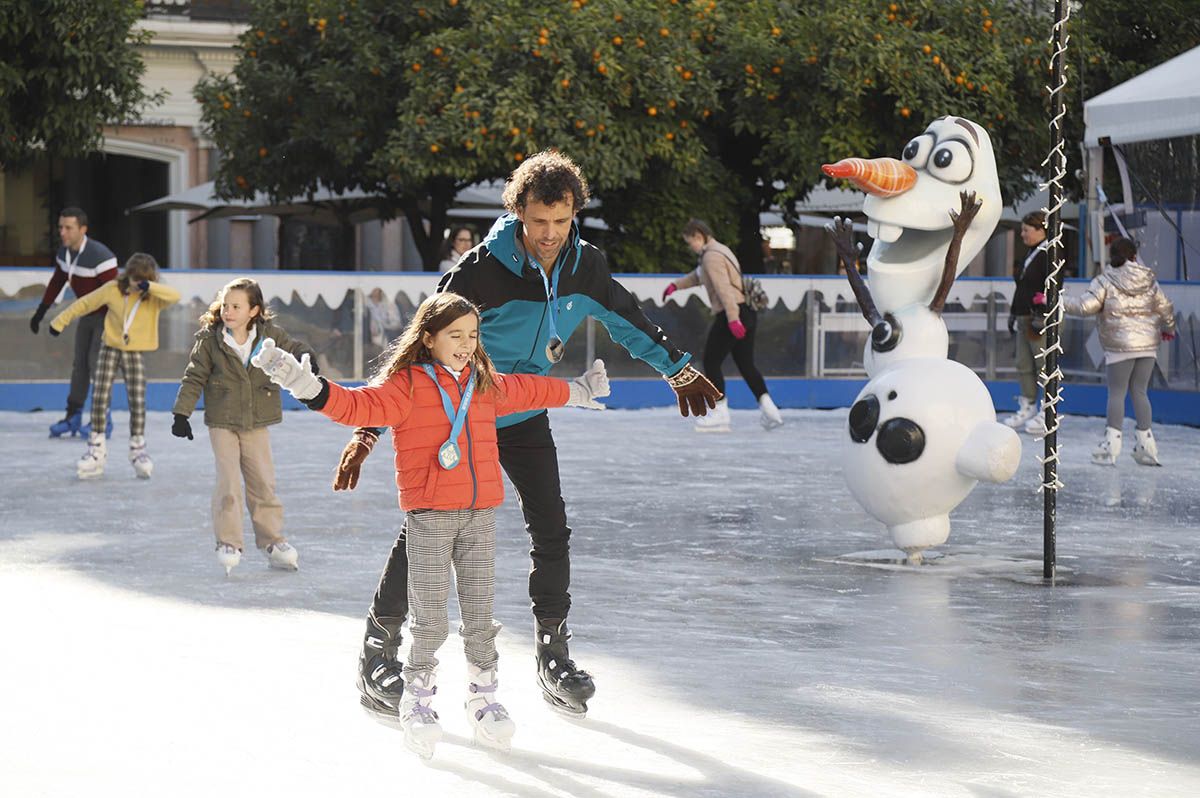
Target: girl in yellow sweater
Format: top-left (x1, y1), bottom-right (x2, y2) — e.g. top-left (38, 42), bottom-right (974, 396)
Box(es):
top-left (50, 253), bottom-right (181, 479)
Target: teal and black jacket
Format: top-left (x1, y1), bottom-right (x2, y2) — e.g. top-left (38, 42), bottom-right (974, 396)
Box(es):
top-left (438, 213), bottom-right (691, 428)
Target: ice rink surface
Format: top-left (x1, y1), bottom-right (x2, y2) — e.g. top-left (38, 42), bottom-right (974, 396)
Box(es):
top-left (2, 406), bottom-right (1198, 797)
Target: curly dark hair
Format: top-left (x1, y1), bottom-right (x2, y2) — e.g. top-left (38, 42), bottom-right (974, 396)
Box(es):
top-left (501, 150), bottom-right (590, 213)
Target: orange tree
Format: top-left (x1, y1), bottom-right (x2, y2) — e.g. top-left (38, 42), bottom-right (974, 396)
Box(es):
top-left (1, 0), bottom-right (158, 169)
top-left (378, 0), bottom-right (720, 271)
top-left (669, 0), bottom-right (1050, 271)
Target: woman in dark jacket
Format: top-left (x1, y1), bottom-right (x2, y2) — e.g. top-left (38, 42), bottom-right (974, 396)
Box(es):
top-left (1004, 211), bottom-right (1049, 433)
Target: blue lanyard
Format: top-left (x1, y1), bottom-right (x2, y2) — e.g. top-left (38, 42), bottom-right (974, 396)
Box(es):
top-left (536, 261), bottom-right (562, 348)
top-left (421, 363), bottom-right (475, 469)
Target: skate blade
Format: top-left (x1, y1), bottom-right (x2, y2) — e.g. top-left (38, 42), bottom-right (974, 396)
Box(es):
top-left (472, 728), bottom-right (513, 753)
top-left (693, 425), bottom-right (731, 434)
top-left (541, 690), bottom-right (588, 718)
top-left (359, 696), bottom-right (404, 728)
top-left (77, 470), bottom-right (104, 480)
top-left (761, 420), bottom-right (784, 431)
top-left (403, 731), bottom-right (440, 760)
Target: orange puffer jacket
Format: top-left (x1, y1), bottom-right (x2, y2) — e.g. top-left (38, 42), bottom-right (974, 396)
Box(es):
top-left (319, 366), bottom-right (569, 511)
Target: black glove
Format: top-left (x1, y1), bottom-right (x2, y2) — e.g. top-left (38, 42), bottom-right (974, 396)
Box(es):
top-left (1006, 315), bottom-right (1016, 336)
top-left (30, 303), bottom-right (49, 334)
top-left (49, 326), bottom-right (61, 337)
top-left (172, 413), bottom-right (193, 440)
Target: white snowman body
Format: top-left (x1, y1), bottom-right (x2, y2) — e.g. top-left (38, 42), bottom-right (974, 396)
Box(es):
top-left (844, 358), bottom-right (1021, 558)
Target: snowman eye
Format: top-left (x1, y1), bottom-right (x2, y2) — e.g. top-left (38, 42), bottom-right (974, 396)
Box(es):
top-left (901, 134), bottom-right (934, 168)
top-left (927, 139), bottom-right (973, 183)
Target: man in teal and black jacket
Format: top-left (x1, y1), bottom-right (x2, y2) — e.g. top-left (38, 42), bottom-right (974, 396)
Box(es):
top-left (341, 150), bottom-right (720, 719)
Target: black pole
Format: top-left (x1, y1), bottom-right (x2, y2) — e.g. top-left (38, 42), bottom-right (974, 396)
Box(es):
top-left (1043, 0), bottom-right (1069, 580)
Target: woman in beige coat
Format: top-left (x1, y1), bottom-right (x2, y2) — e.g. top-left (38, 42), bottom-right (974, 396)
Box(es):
top-left (663, 219), bottom-right (783, 432)
top-left (1063, 238), bottom-right (1176, 466)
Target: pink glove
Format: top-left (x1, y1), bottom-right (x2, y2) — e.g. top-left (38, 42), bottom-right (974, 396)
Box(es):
top-left (1162, 330), bottom-right (1176, 342)
top-left (1032, 292), bottom-right (1047, 306)
top-left (662, 283), bottom-right (677, 301)
top-left (728, 319), bottom-right (747, 340)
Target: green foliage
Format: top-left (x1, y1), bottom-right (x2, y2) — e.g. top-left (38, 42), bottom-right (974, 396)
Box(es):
top-left (0, 0), bottom-right (158, 169)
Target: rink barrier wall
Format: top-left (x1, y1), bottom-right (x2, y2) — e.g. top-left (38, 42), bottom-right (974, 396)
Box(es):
top-left (3, 378), bottom-right (1197, 427)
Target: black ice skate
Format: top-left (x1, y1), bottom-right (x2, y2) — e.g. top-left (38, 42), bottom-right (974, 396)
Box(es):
top-left (357, 613), bottom-right (406, 719)
top-left (535, 618), bottom-right (595, 717)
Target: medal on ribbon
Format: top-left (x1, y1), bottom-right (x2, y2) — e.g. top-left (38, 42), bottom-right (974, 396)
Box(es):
top-left (421, 363), bottom-right (475, 470)
top-left (537, 263), bottom-right (566, 364)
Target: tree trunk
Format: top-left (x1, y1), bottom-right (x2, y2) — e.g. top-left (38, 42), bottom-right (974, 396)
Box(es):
top-left (337, 218), bottom-right (356, 270)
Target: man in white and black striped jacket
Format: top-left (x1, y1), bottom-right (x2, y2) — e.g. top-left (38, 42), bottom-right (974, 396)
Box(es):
top-left (30, 207), bottom-right (118, 434)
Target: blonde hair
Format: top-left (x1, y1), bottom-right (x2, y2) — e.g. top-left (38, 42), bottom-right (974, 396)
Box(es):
top-left (116, 253), bottom-right (160, 294)
top-left (372, 292), bottom-right (497, 394)
top-left (199, 278), bottom-right (273, 331)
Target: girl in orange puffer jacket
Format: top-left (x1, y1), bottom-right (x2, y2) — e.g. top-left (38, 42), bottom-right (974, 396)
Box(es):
top-left (251, 292), bottom-right (609, 759)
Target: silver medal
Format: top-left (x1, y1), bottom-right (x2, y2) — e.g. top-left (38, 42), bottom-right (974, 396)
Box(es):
top-left (545, 336), bottom-right (564, 363)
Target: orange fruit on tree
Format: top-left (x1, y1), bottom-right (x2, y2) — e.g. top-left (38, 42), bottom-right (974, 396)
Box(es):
top-left (647, 106), bottom-right (657, 116)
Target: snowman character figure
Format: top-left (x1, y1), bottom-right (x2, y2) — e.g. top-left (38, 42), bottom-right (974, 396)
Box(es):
top-left (823, 120), bottom-right (1021, 562)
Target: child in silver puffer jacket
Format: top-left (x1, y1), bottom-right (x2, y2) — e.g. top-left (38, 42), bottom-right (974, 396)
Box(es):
top-left (1062, 237), bottom-right (1176, 466)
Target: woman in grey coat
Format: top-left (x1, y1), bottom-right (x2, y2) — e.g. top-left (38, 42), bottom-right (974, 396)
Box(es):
top-left (1063, 238), bottom-right (1176, 466)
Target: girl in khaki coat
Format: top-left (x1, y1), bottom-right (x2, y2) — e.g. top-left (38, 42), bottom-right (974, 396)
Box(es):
top-left (662, 219), bottom-right (783, 432)
top-left (171, 278), bottom-right (315, 574)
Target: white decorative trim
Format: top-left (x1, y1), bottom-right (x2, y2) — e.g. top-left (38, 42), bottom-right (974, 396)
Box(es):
top-left (100, 138), bottom-right (190, 270)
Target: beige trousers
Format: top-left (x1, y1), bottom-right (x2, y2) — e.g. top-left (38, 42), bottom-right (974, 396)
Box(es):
top-left (208, 426), bottom-right (285, 550)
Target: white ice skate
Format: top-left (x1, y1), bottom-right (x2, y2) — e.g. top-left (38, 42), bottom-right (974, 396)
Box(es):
top-left (265, 541), bottom-right (299, 570)
top-left (1092, 427), bottom-right (1122, 466)
top-left (1003, 396), bottom-right (1038, 429)
top-left (694, 398), bottom-right (731, 433)
top-left (466, 664), bottom-right (515, 753)
top-left (216, 543), bottom-right (242, 576)
top-left (400, 671), bottom-right (442, 760)
top-left (1023, 406), bottom-right (1046, 436)
top-left (758, 394), bottom-right (784, 431)
top-left (128, 435), bottom-right (153, 479)
top-left (77, 433), bottom-right (107, 480)
top-left (1131, 428), bottom-right (1161, 466)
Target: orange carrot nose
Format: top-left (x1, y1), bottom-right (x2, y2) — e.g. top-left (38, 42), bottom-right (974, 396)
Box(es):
top-left (821, 157), bottom-right (917, 197)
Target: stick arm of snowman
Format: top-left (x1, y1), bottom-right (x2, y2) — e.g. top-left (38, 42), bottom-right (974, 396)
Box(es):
top-left (930, 190), bottom-right (982, 314)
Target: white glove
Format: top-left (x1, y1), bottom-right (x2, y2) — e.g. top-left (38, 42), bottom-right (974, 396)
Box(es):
top-left (566, 359), bottom-right (610, 410)
top-left (251, 338), bottom-right (322, 401)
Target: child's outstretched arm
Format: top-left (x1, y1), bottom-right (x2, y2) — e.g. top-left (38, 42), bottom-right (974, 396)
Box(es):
top-left (494, 360), bottom-right (610, 416)
top-left (252, 338), bottom-right (410, 427)
top-left (47, 287), bottom-right (109, 335)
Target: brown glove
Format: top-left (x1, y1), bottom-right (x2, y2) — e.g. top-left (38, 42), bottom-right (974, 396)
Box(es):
top-left (334, 427), bottom-right (380, 491)
top-left (665, 365), bottom-right (722, 417)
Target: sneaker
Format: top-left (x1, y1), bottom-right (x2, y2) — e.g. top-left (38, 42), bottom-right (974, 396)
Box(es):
top-left (694, 398), bottom-right (731, 433)
top-left (216, 543), bottom-right (242, 576)
top-left (265, 541), bottom-right (299, 570)
top-left (129, 435), bottom-right (153, 479)
top-left (77, 434), bottom-right (107, 479)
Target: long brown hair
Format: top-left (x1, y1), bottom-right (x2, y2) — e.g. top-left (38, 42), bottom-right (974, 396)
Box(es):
top-left (372, 292), bottom-right (498, 394)
top-left (116, 253), bottom-right (160, 294)
top-left (199, 278), bottom-right (273, 331)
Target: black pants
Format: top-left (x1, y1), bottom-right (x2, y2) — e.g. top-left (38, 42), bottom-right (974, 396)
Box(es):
top-left (67, 313), bottom-right (105, 415)
top-left (702, 304), bottom-right (768, 399)
top-left (370, 412), bottom-right (573, 625)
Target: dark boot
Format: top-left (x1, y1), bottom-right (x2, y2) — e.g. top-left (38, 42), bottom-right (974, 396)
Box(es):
top-left (357, 612), bottom-right (406, 717)
top-left (535, 618), bottom-right (595, 716)
top-left (49, 410), bottom-right (83, 438)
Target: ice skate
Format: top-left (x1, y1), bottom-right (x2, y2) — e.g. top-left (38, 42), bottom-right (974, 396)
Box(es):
top-left (1003, 396), bottom-right (1037, 429)
top-left (466, 664), bottom-right (515, 752)
top-left (76, 433), bottom-right (107, 479)
top-left (758, 394), bottom-right (784, 430)
top-left (1023, 407), bottom-right (1046, 436)
top-left (265, 541), bottom-right (299, 570)
top-left (1131, 428), bottom-right (1162, 467)
top-left (399, 671), bottom-right (442, 760)
top-left (49, 411), bottom-right (83, 438)
top-left (1091, 427), bottom-right (1122, 466)
top-left (216, 543), bottom-right (241, 576)
top-left (357, 613), bottom-right (406, 719)
top-left (694, 398), bottom-right (731, 433)
top-left (128, 435), bottom-right (153, 479)
top-left (79, 409), bottom-right (114, 440)
top-left (535, 618), bottom-right (595, 717)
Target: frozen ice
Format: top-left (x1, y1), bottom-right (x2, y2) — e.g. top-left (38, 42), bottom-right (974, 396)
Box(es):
top-left (2, 407), bottom-right (1198, 797)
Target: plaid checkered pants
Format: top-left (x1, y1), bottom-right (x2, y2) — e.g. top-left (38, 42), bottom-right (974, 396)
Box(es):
top-left (403, 507), bottom-right (501, 680)
top-left (91, 343), bottom-right (146, 436)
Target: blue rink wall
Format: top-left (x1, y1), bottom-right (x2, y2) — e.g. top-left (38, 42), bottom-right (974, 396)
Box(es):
top-left (3, 378), bottom-right (1197, 427)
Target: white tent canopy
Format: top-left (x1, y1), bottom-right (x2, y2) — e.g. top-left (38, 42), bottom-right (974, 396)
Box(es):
top-left (1084, 44), bottom-right (1200, 146)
